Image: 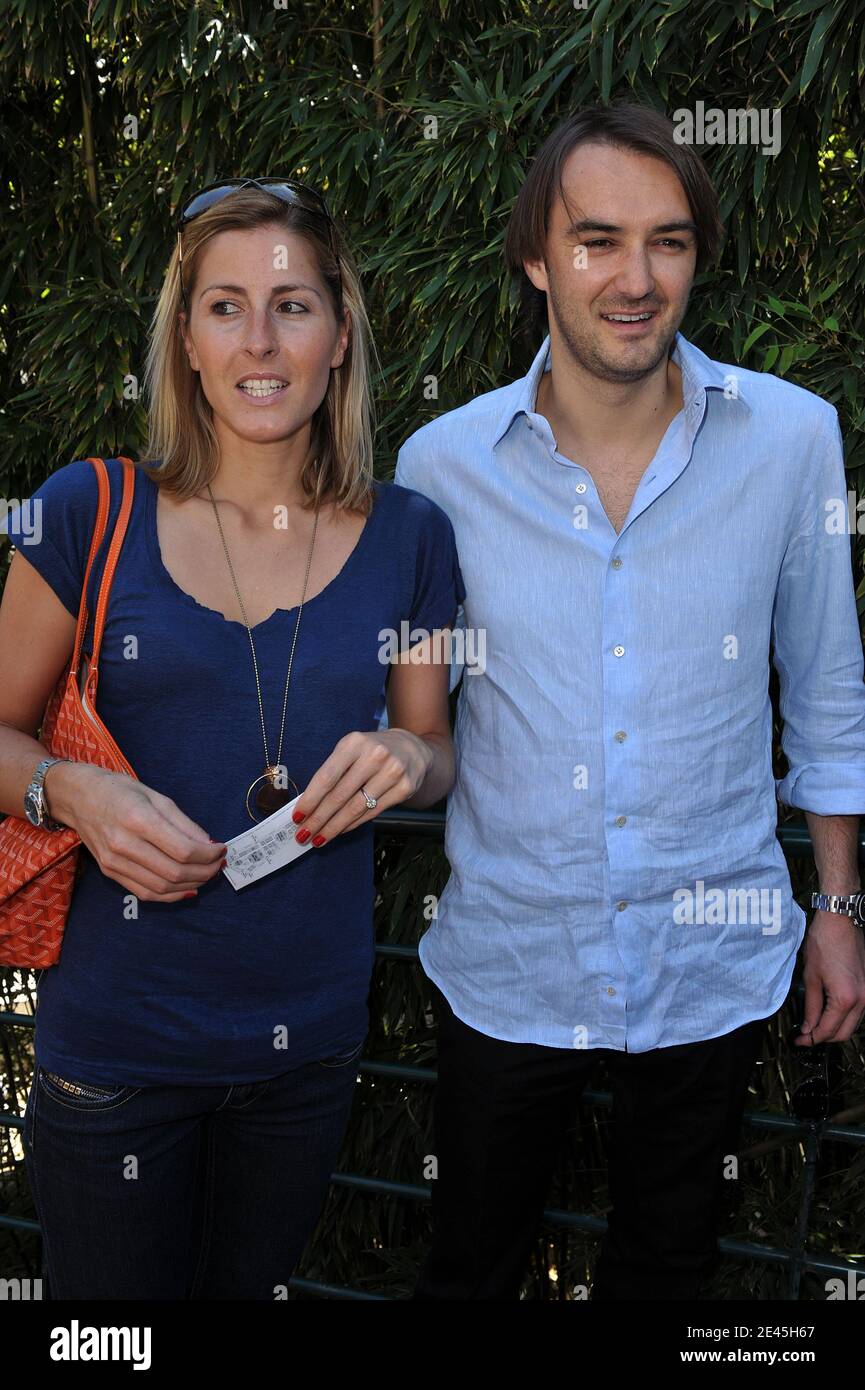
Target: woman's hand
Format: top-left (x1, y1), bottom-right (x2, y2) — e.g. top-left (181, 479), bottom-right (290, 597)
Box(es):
top-left (47, 762), bottom-right (226, 901)
top-left (291, 729), bottom-right (435, 847)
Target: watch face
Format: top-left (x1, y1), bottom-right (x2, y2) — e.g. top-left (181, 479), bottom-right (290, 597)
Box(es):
top-left (23, 789), bottom-right (41, 825)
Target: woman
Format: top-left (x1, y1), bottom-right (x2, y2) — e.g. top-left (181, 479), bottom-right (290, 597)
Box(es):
top-left (0, 178), bottom-right (466, 1298)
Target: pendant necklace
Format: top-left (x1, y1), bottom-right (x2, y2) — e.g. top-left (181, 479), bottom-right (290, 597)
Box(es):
top-left (206, 479), bottom-right (321, 823)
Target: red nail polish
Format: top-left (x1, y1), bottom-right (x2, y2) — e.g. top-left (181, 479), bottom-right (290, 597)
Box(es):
top-left (312, 834), bottom-right (326, 847)
top-left (292, 809), bottom-right (306, 824)
top-left (184, 891), bottom-right (197, 898)
top-left (296, 828), bottom-right (311, 843)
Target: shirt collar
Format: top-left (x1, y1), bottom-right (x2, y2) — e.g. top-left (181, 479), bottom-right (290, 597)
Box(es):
top-left (491, 329), bottom-right (750, 449)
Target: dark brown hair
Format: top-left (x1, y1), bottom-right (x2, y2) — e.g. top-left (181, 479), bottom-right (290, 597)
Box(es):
top-left (504, 100), bottom-right (724, 339)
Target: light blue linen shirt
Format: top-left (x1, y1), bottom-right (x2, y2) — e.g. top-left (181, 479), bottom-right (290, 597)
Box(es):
top-left (392, 331), bottom-right (865, 1052)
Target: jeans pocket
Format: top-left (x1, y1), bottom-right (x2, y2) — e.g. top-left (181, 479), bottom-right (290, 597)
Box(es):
top-left (37, 1066), bottom-right (142, 1110)
top-left (317, 1038), bottom-right (365, 1069)
top-left (22, 1073), bottom-right (37, 1157)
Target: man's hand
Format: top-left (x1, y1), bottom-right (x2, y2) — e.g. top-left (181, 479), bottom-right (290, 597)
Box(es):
top-left (797, 909), bottom-right (865, 1045)
top-left (290, 729), bottom-right (435, 847)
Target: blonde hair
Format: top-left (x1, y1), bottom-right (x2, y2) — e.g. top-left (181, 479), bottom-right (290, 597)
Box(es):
top-left (140, 185), bottom-right (378, 515)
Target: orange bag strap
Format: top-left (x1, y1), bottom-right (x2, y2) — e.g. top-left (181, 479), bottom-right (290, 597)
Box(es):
top-left (70, 457), bottom-right (136, 679)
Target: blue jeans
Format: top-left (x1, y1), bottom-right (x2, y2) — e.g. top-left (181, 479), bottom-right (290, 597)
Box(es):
top-left (22, 1040), bottom-right (365, 1300)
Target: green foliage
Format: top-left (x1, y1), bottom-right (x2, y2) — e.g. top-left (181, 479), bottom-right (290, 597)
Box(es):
top-left (2, 0), bottom-right (864, 1300)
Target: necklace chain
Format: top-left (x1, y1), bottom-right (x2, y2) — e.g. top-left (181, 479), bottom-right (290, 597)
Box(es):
top-left (205, 481), bottom-right (321, 780)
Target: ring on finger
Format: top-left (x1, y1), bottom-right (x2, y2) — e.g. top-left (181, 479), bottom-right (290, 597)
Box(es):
top-left (359, 785), bottom-right (378, 810)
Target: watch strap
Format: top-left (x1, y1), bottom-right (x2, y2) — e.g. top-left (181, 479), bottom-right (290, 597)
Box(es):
top-left (811, 891), bottom-right (865, 927)
top-left (26, 756), bottom-right (68, 830)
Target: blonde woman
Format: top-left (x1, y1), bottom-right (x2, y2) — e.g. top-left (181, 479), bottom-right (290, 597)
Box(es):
top-left (0, 178), bottom-right (465, 1299)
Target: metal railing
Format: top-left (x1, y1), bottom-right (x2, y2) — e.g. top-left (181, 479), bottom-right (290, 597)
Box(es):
top-left (2, 810), bottom-right (863, 1300)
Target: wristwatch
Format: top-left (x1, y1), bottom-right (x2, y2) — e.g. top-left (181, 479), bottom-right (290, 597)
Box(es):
top-left (23, 756), bottom-right (70, 831)
top-left (811, 891), bottom-right (865, 930)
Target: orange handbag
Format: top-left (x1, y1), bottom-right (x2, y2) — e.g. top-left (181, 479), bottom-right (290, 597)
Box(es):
top-left (0, 456), bottom-right (138, 969)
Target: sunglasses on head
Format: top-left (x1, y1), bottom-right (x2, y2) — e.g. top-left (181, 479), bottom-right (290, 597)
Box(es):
top-left (175, 177), bottom-right (342, 310)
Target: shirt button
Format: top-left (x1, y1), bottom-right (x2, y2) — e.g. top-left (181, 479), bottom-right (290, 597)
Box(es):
top-left (615, 815), bottom-right (627, 827)
top-left (607, 986), bottom-right (616, 995)
top-left (611, 557), bottom-right (623, 569)
top-left (575, 482), bottom-right (587, 493)
top-left (614, 730), bottom-right (628, 742)
top-left (613, 645), bottom-right (625, 657)
top-left (617, 900), bottom-right (628, 911)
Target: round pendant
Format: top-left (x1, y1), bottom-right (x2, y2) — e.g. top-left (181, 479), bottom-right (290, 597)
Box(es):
top-left (246, 769), bottom-right (300, 823)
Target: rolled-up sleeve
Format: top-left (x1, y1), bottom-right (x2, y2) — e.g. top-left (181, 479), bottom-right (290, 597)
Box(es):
top-left (773, 406), bottom-right (865, 812)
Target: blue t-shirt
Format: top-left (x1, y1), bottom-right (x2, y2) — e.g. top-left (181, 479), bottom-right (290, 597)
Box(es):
top-left (1, 458), bottom-right (466, 1086)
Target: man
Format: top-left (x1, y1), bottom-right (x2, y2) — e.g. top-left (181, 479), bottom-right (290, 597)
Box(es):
top-left (393, 101), bottom-right (865, 1300)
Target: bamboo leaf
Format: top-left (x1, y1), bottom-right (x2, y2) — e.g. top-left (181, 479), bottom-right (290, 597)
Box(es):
top-left (799, 4), bottom-right (838, 94)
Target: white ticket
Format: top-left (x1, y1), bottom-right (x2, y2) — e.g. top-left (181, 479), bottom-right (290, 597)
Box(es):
top-left (221, 793), bottom-right (314, 890)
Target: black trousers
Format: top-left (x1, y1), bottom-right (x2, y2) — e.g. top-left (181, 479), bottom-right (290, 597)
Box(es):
top-left (413, 981), bottom-right (767, 1300)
